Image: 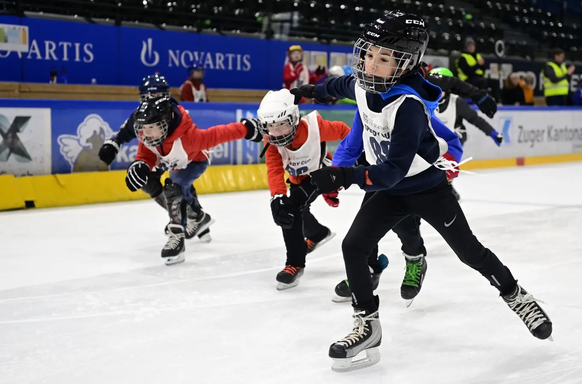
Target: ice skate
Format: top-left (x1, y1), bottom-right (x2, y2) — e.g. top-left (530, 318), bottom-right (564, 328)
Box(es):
top-left (162, 224), bottom-right (185, 265)
top-left (185, 210), bottom-right (215, 240)
top-left (401, 253), bottom-right (427, 307)
top-left (197, 229), bottom-right (212, 243)
top-left (329, 304), bottom-right (382, 372)
top-left (306, 228), bottom-right (336, 254)
top-left (276, 265), bottom-right (304, 290)
top-left (502, 284), bottom-right (553, 340)
top-left (333, 254), bottom-right (389, 303)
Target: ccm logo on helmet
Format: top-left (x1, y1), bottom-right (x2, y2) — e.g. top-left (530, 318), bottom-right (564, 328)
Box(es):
top-left (367, 31), bottom-right (380, 37)
top-left (406, 19), bottom-right (425, 26)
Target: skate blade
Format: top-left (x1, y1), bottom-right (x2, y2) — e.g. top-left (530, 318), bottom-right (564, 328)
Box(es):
top-left (548, 335), bottom-right (554, 342)
top-left (332, 295), bottom-right (352, 303)
top-left (308, 232), bottom-right (336, 254)
top-left (198, 233), bottom-right (212, 243)
top-left (277, 280), bottom-right (300, 291)
top-left (331, 348), bottom-right (381, 372)
top-left (405, 298), bottom-right (415, 308)
top-left (164, 254), bottom-right (185, 266)
top-left (196, 218), bottom-right (215, 237)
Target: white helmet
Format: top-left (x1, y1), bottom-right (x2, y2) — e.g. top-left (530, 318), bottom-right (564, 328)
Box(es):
top-left (328, 65), bottom-right (345, 78)
top-left (257, 89), bottom-right (300, 147)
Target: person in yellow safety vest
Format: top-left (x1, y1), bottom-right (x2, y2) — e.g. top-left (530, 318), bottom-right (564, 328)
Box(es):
top-left (455, 37), bottom-right (500, 101)
top-left (542, 48), bottom-right (576, 106)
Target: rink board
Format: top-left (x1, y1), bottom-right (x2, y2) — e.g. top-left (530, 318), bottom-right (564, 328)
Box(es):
top-left (0, 163), bottom-right (268, 211)
top-left (1, 154), bottom-right (582, 211)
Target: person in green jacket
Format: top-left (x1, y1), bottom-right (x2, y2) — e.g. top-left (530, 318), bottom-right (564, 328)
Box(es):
top-left (543, 48), bottom-right (576, 106)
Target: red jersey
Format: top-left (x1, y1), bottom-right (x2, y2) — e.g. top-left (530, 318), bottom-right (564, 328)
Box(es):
top-left (136, 105), bottom-right (247, 170)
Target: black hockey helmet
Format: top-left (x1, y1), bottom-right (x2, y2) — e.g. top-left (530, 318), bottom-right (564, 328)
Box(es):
top-left (351, 11), bottom-right (429, 93)
top-left (133, 96), bottom-right (172, 147)
top-left (138, 73), bottom-right (170, 102)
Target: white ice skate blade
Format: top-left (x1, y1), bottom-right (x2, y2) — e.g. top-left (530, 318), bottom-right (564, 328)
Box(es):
top-left (332, 295), bottom-right (352, 303)
top-left (277, 280), bottom-right (300, 291)
top-left (164, 254), bottom-right (185, 266)
top-left (405, 298), bottom-right (415, 308)
top-left (331, 347), bottom-right (381, 373)
top-left (198, 233), bottom-right (212, 243)
top-left (309, 232), bottom-right (336, 253)
top-left (196, 218), bottom-right (215, 237)
top-left (547, 336), bottom-right (554, 342)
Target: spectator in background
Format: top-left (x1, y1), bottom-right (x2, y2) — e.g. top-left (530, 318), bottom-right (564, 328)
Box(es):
top-left (310, 65), bottom-right (327, 85)
top-left (456, 37), bottom-right (500, 101)
top-left (283, 45), bottom-right (309, 89)
top-left (180, 61), bottom-right (209, 102)
top-left (542, 48), bottom-right (575, 106)
top-left (501, 72), bottom-right (526, 106)
top-left (519, 74), bottom-right (535, 106)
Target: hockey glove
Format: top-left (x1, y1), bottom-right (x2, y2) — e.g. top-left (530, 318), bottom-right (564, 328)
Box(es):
top-left (270, 194), bottom-right (294, 229)
top-left (126, 160), bottom-right (151, 192)
top-left (471, 90), bottom-right (497, 119)
top-left (98, 139), bottom-right (120, 165)
top-left (489, 130), bottom-right (503, 146)
top-left (290, 84), bottom-right (317, 105)
top-left (241, 118), bottom-right (264, 143)
top-left (442, 153), bottom-right (460, 182)
top-left (322, 190), bottom-right (340, 208)
top-left (310, 167), bottom-right (354, 194)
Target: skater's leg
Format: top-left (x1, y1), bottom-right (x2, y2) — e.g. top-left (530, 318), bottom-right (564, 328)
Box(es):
top-left (170, 160), bottom-right (214, 238)
top-left (411, 181), bottom-right (516, 295)
top-left (411, 180), bottom-right (552, 339)
top-left (392, 215), bottom-right (425, 256)
top-left (342, 191), bottom-right (408, 310)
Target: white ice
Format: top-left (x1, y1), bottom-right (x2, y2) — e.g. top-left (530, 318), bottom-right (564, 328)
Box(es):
top-left (1, 163), bottom-right (582, 384)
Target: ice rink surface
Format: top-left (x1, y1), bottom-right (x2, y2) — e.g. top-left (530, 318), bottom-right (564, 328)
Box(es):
top-left (1, 163), bottom-right (582, 384)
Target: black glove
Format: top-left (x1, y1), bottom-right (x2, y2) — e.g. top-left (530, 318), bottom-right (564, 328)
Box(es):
top-left (315, 65), bottom-right (326, 76)
top-left (309, 166), bottom-right (354, 194)
top-left (98, 139), bottom-right (120, 165)
top-left (241, 118), bottom-right (264, 142)
top-left (471, 90), bottom-right (497, 119)
top-left (270, 194), bottom-right (294, 229)
top-left (289, 84), bottom-right (317, 105)
top-left (125, 160), bottom-right (151, 192)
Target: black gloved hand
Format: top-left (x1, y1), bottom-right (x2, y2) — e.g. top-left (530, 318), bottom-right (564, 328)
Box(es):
top-left (310, 166), bottom-right (354, 194)
top-left (98, 139), bottom-right (120, 165)
top-left (471, 90), bottom-right (497, 119)
top-left (290, 84), bottom-right (317, 105)
top-left (125, 160), bottom-right (151, 192)
top-left (315, 65), bottom-right (326, 76)
top-left (270, 194), bottom-right (294, 229)
top-left (241, 118), bottom-right (264, 142)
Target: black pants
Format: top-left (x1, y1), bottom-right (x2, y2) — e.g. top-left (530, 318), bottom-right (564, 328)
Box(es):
top-left (342, 179), bottom-right (516, 310)
top-left (361, 192), bottom-right (426, 272)
top-left (284, 177), bottom-right (329, 267)
top-left (545, 95), bottom-right (567, 106)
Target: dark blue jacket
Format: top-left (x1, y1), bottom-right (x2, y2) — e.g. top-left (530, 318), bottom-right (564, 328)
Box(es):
top-left (319, 73), bottom-right (463, 194)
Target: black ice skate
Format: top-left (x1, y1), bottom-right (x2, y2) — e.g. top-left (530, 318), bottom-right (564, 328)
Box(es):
top-left (276, 265), bottom-right (304, 290)
top-left (502, 284), bottom-right (553, 340)
top-left (164, 212), bottom-right (214, 241)
top-left (329, 304), bottom-right (382, 372)
top-left (197, 228), bottom-right (212, 243)
top-left (184, 210), bottom-right (215, 240)
top-left (162, 224), bottom-right (185, 265)
top-left (306, 228), bottom-right (336, 254)
top-left (401, 253), bottom-right (427, 307)
top-left (333, 254), bottom-right (389, 303)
